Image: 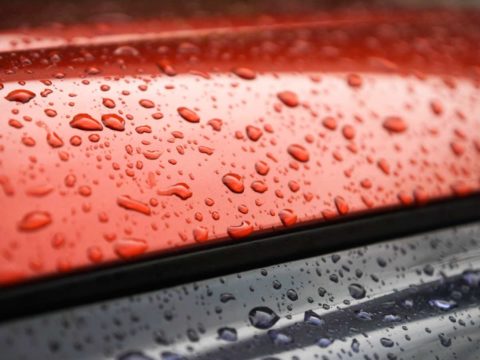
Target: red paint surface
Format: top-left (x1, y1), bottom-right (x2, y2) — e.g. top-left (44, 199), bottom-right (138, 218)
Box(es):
top-left (1, 9), bottom-right (480, 286)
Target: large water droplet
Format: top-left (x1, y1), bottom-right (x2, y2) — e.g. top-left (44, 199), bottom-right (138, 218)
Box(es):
top-left (70, 113), bottom-right (103, 131)
top-left (222, 173), bottom-right (244, 193)
top-left (18, 211), bottom-right (52, 231)
top-left (5, 89), bottom-right (35, 103)
top-left (248, 306), bottom-right (280, 329)
top-left (102, 114), bottom-right (125, 131)
top-left (227, 221), bottom-right (253, 239)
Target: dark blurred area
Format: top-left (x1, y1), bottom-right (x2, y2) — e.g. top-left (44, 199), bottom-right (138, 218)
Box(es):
top-left (0, 0), bottom-right (478, 30)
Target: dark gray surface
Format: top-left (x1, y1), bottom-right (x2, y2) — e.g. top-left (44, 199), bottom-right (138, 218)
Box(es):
top-left (2, 222), bottom-right (480, 360)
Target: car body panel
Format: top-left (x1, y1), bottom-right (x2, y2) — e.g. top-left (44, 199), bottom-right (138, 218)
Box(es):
top-left (1, 8), bottom-right (480, 286)
top-left (2, 222), bottom-right (480, 359)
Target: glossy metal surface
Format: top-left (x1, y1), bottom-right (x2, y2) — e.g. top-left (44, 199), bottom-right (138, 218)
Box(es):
top-left (1, 222), bottom-right (480, 359)
top-left (1, 6), bottom-right (480, 285)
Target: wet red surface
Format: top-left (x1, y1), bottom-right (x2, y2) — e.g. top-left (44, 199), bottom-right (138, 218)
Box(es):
top-left (0, 9), bottom-right (480, 285)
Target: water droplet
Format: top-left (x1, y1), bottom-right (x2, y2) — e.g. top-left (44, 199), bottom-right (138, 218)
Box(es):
top-left (334, 196), bottom-right (349, 215)
top-left (380, 337), bottom-right (394, 348)
top-left (246, 125), bottom-right (263, 141)
top-left (114, 238), bottom-right (148, 259)
top-left (277, 91), bottom-right (299, 107)
top-left (347, 73), bottom-right (362, 88)
top-left (232, 67), bottom-right (256, 80)
top-left (193, 226), bottom-right (208, 242)
top-left (220, 293), bottom-right (236, 303)
top-left (222, 173), bottom-right (244, 193)
top-left (248, 306), bottom-right (279, 329)
top-left (102, 114), bottom-right (125, 131)
top-left (304, 310), bottom-right (324, 326)
top-left (348, 283), bottom-right (366, 299)
top-left (139, 99), bottom-right (154, 108)
top-left (26, 185), bottom-right (54, 197)
top-left (322, 116), bottom-right (337, 130)
top-left (218, 327), bottom-right (237, 342)
top-left (351, 339), bottom-right (360, 353)
top-left (207, 118), bottom-right (223, 131)
top-left (70, 113), bottom-right (103, 131)
top-left (279, 209), bottom-right (297, 226)
top-left (287, 144), bottom-right (309, 162)
top-left (438, 333), bottom-right (452, 347)
top-left (117, 195), bottom-right (151, 215)
top-left (286, 288), bottom-right (298, 301)
top-left (342, 125), bottom-right (355, 140)
top-left (18, 211), bottom-right (52, 231)
top-left (429, 299), bottom-right (457, 310)
top-left (102, 98), bottom-right (116, 108)
top-left (383, 116), bottom-right (407, 133)
top-left (46, 132), bottom-right (64, 148)
top-left (251, 180), bottom-right (268, 193)
top-left (157, 183), bottom-right (192, 200)
top-left (5, 89), bottom-right (35, 103)
top-left (377, 159), bottom-right (390, 175)
top-left (227, 221), bottom-right (253, 239)
top-left (255, 160), bottom-right (270, 175)
top-left (177, 107), bottom-right (199, 123)
top-left (317, 337), bottom-right (333, 348)
top-left (268, 330), bottom-right (293, 345)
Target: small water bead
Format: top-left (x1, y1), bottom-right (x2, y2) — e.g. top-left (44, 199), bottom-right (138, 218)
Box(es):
top-left (383, 116), bottom-right (407, 133)
top-left (347, 73), bottom-right (363, 87)
top-left (287, 144), bottom-right (309, 162)
top-left (246, 125), bottom-right (263, 141)
top-left (334, 196), bottom-right (349, 215)
top-left (232, 67), bottom-right (256, 80)
top-left (139, 99), bottom-right (154, 108)
top-left (268, 330), bottom-right (293, 345)
top-left (380, 337), bottom-right (394, 348)
top-left (255, 160), bottom-right (270, 175)
top-left (102, 98), bottom-right (116, 108)
top-left (277, 91), bottom-right (299, 107)
top-left (177, 107), bottom-right (199, 123)
top-left (114, 238), bottom-right (148, 259)
top-left (207, 118), bottom-right (223, 131)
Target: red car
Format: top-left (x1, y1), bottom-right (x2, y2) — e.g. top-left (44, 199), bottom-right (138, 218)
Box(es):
top-left (0, 1), bottom-right (479, 359)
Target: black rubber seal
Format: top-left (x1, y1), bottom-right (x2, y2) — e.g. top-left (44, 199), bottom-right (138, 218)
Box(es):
top-left (0, 195), bottom-right (479, 322)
